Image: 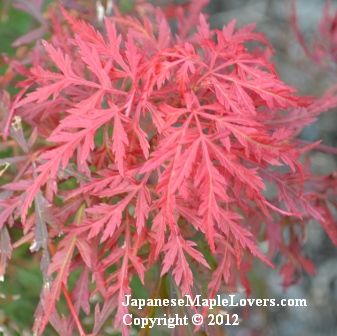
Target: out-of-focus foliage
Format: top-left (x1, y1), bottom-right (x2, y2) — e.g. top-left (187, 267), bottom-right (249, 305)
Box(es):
top-left (0, 3), bottom-right (37, 335)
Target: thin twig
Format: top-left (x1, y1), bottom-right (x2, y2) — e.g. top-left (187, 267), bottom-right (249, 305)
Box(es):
top-left (62, 283), bottom-right (87, 336)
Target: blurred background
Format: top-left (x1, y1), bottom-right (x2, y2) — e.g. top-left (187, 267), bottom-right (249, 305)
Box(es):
top-left (0, 0), bottom-right (336, 335)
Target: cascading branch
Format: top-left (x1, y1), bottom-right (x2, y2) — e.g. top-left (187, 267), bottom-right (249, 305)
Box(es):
top-left (0, 1), bottom-right (336, 335)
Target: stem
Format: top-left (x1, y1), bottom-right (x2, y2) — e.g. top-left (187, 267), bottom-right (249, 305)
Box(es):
top-left (62, 283), bottom-right (86, 336)
top-left (295, 139), bottom-right (337, 155)
top-left (311, 143), bottom-right (337, 155)
top-left (139, 274), bottom-right (165, 336)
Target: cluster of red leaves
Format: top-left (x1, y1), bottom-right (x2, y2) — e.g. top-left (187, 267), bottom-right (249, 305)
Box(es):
top-left (0, 1), bottom-right (336, 335)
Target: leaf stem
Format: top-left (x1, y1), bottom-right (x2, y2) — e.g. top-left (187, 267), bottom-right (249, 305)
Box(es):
top-left (62, 283), bottom-right (87, 336)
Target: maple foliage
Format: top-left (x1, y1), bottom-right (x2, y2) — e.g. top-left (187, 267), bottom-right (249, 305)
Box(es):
top-left (291, 0), bottom-right (337, 116)
top-left (292, 0), bottom-right (337, 66)
top-left (0, 1), bottom-right (336, 335)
